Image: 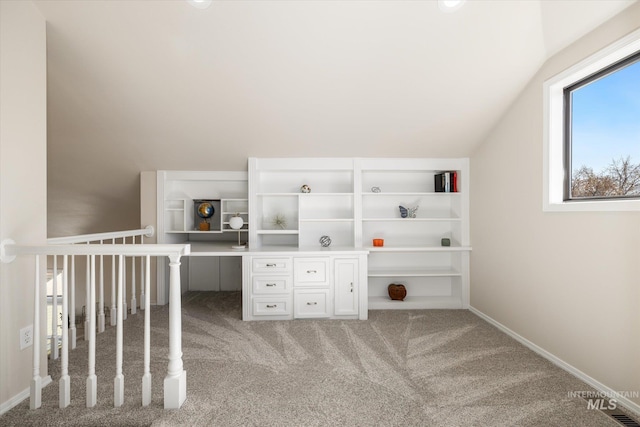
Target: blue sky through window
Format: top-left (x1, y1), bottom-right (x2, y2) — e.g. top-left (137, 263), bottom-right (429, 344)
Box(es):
top-left (571, 58), bottom-right (640, 173)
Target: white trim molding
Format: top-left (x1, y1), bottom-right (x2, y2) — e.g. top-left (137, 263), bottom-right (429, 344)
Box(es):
top-left (543, 28), bottom-right (640, 212)
top-left (0, 376), bottom-right (51, 416)
top-left (469, 306), bottom-right (640, 418)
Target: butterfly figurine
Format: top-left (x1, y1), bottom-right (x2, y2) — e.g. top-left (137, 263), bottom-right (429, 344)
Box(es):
top-left (399, 205), bottom-right (419, 218)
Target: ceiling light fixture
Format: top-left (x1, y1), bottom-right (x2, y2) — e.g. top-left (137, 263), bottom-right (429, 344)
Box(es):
top-left (187, 0), bottom-right (213, 10)
top-left (438, 0), bottom-right (466, 13)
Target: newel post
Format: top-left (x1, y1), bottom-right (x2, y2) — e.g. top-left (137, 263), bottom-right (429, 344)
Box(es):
top-left (164, 253), bottom-right (186, 409)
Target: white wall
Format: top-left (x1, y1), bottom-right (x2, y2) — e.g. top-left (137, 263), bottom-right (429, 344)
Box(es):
top-left (470, 2), bottom-right (640, 410)
top-left (0, 0), bottom-right (48, 410)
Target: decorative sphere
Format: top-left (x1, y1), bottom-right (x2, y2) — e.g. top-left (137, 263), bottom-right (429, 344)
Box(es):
top-left (229, 215), bottom-right (244, 230)
top-left (197, 202), bottom-right (214, 219)
top-left (300, 184), bottom-right (311, 193)
top-left (319, 235), bottom-right (332, 247)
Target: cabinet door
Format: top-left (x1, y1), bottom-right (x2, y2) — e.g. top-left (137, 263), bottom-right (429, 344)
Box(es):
top-left (334, 258), bottom-right (358, 316)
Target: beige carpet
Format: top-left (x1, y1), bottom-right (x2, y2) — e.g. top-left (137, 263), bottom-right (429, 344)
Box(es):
top-left (0, 292), bottom-right (625, 426)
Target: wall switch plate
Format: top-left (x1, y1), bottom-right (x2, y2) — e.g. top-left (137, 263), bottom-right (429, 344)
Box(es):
top-left (20, 325), bottom-right (33, 350)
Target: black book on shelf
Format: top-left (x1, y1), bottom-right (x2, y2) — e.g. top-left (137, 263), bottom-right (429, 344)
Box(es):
top-left (435, 171), bottom-right (459, 193)
top-left (434, 172), bottom-right (446, 192)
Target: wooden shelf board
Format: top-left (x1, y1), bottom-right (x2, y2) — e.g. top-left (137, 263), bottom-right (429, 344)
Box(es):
top-left (366, 246), bottom-right (472, 252)
top-left (362, 192), bottom-right (461, 196)
top-left (166, 230), bottom-right (224, 234)
top-left (299, 218), bottom-right (354, 222)
top-left (368, 296), bottom-right (463, 310)
top-left (368, 268), bottom-right (460, 277)
top-left (362, 217), bottom-right (461, 222)
top-left (256, 229), bottom-right (299, 235)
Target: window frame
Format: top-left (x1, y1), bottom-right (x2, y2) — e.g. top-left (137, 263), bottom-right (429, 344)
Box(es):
top-left (543, 28), bottom-right (640, 212)
top-left (563, 51), bottom-right (640, 202)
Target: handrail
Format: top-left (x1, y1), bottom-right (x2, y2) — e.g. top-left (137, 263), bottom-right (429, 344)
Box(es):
top-left (3, 243), bottom-right (189, 258)
top-left (46, 225), bottom-right (155, 245)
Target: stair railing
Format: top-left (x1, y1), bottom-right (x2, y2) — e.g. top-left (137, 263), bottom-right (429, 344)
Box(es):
top-left (0, 227), bottom-right (189, 410)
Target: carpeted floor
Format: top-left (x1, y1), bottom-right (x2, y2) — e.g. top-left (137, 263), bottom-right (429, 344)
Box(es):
top-left (0, 291), bottom-right (626, 426)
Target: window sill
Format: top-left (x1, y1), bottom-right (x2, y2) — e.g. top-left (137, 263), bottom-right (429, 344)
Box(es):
top-left (544, 198), bottom-right (640, 212)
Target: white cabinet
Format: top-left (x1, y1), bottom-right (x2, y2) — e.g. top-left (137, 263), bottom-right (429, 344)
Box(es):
top-left (293, 289), bottom-right (330, 318)
top-left (294, 258), bottom-right (329, 287)
top-left (246, 256), bottom-right (293, 320)
top-left (243, 253), bottom-right (367, 321)
top-left (334, 258), bottom-right (358, 316)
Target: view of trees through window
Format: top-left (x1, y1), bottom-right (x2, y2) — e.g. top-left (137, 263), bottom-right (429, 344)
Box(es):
top-left (567, 53), bottom-right (640, 200)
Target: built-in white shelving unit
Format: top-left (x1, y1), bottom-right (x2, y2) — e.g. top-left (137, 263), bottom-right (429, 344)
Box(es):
top-left (248, 157), bottom-right (471, 310)
top-left (146, 160), bottom-right (469, 311)
top-left (359, 158), bottom-right (470, 309)
top-left (158, 171), bottom-right (249, 238)
top-left (248, 158), bottom-right (357, 249)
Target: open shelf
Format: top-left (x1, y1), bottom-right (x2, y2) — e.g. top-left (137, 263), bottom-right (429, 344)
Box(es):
top-left (368, 296), bottom-right (463, 310)
top-left (368, 267), bottom-right (461, 277)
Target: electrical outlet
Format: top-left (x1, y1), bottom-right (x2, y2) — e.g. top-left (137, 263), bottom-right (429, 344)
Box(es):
top-left (20, 325), bottom-right (33, 350)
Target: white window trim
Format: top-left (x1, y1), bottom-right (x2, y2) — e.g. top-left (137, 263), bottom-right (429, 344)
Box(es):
top-left (543, 28), bottom-right (640, 212)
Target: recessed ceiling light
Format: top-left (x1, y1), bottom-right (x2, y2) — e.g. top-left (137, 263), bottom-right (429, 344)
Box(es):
top-left (438, 0), bottom-right (466, 13)
top-left (188, 0), bottom-right (213, 10)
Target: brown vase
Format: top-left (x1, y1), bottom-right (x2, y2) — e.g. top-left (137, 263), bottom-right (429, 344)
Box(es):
top-left (388, 284), bottom-right (407, 301)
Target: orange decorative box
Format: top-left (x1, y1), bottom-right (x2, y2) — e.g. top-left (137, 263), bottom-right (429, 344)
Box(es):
top-left (373, 238), bottom-right (384, 247)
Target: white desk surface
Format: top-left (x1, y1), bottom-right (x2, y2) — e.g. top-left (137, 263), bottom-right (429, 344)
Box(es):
top-left (187, 241), bottom-right (369, 256)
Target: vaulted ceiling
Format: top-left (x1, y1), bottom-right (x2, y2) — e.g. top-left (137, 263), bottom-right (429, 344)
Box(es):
top-left (32, 0), bottom-right (636, 235)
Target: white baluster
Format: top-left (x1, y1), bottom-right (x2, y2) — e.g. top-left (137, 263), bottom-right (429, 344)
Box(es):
top-left (122, 239), bottom-right (127, 321)
top-left (84, 246), bottom-right (90, 341)
top-left (30, 255), bottom-right (42, 410)
top-left (131, 237), bottom-right (137, 315)
top-left (164, 254), bottom-right (186, 409)
top-left (110, 244), bottom-right (116, 326)
top-left (59, 255), bottom-right (70, 408)
top-left (98, 240), bottom-right (105, 333)
top-left (86, 255), bottom-right (97, 408)
top-left (142, 255), bottom-right (151, 406)
top-left (114, 254), bottom-right (125, 407)
top-left (70, 255), bottom-right (76, 350)
top-left (52, 255), bottom-right (59, 360)
top-left (139, 235), bottom-right (145, 311)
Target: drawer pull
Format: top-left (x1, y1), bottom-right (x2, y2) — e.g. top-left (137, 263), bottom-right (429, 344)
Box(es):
top-left (266, 304), bottom-right (278, 308)
top-left (350, 282), bottom-right (353, 293)
top-left (306, 270), bottom-right (317, 274)
top-left (265, 283), bottom-right (276, 287)
top-left (306, 302), bottom-right (318, 306)
top-left (266, 263), bottom-right (277, 267)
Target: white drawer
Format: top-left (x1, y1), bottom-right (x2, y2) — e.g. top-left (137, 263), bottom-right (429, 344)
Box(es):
top-left (252, 257), bottom-right (292, 274)
top-left (252, 276), bottom-right (290, 294)
top-left (294, 290), bottom-right (330, 318)
top-left (294, 258), bottom-right (329, 286)
top-left (252, 297), bottom-right (292, 317)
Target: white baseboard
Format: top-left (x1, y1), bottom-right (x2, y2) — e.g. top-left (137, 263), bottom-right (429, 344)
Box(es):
top-left (0, 375), bottom-right (52, 416)
top-left (469, 306), bottom-right (640, 418)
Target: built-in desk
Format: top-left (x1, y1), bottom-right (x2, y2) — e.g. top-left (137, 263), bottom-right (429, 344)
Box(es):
top-left (187, 242), bottom-right (369, 321)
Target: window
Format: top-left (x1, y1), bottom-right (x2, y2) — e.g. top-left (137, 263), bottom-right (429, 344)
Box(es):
top-left (544, 28), bottom-right (640, 212)
top-left (564, 52), bottom-right (640, 201)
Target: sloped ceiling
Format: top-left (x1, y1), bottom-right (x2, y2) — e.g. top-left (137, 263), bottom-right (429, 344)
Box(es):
top-left (32, 0), bottom-right (636, 236)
